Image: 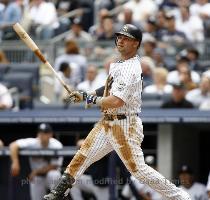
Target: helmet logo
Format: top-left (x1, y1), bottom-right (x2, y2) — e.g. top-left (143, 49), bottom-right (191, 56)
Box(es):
top-left (122, 25), bottom-right (128, 32)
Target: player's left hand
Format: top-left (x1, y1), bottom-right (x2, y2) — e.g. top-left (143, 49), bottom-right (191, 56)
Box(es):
top-left (11, 161), bottom-right (20, 177)
top-left (63, 91), bottom-right (87, 104)
top-left (28, 170), bottom-right (37, 181)
top-left (85, 95), bottom-right (104, 109)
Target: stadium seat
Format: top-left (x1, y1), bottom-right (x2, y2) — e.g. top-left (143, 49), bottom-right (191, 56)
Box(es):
top-left (0, 64), bottom-right (10, 81)
top-left (142, 93), bottom-right (172, 108)
top-left (8, 63), bottom-right (40, 85)
top-left (2, 72), bottom-right (34, 109)
top-left (142, 93), bottom-right (162, 101)
top-left (197, 60), bottom-right (210, 72)
top-left (142, 100), bottom-right (163, 108)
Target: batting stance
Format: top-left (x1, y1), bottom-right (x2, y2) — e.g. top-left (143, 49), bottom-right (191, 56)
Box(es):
top-left (44, 24), bottom-right (191, 200)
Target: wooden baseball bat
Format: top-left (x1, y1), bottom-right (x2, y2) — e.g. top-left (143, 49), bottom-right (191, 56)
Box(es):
top-left (13, 23), bottom-right (72, 95)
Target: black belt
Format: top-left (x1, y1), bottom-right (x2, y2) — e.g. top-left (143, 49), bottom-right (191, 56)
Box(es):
top-left (103, 114), bottom-right (127, 121)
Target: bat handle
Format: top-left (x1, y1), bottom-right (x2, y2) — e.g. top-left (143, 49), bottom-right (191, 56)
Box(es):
top-left (63, 85), bottom-right (72, 95)
top-left (45, 62), bottom-right (72, 94)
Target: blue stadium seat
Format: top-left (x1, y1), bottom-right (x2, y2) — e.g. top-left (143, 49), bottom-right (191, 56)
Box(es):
top-left (2, 72), bottom-right (34, 109)
top-left (142, 93), bottom-right (162, 100)
top-left (0, 64), bottom-right (9, 81)
top-left (142, 93), bottom-right (172, 108)
top-left (8, 63), bottom-right (40, 85)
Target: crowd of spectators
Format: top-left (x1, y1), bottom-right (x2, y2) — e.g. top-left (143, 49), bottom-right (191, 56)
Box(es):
top-left (0, 0), bottom-right (210, 42)
top-left (0, 0), bottom-right (209, 41)
top-left (0, 0), bottom-right (210, 110)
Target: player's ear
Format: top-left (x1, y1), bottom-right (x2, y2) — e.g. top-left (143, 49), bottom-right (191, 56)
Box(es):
top-left (133, 41), bottom-right (139, 48)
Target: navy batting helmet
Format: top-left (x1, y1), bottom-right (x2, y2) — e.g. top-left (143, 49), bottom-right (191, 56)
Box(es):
top-left (115, 24), bottom-right (142, 42)
top-left (115, 24), bottom-right (142, 48)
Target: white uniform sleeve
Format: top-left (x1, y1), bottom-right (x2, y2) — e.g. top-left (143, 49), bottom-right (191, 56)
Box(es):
top-left (194, 183), bottom-right (209, 200)
top-left (16, 138), bottom-right (37, 148)
top-left (112, 64), bottom-right (141, 104)
top-left (49, 139), bottom-right (63, 167)
top-left (201, 187), bottom-right (209, 200)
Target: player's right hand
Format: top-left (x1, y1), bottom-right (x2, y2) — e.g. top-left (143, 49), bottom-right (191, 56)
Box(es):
top-left (63, 91), bottom-right (87, 103)
top-left (11, 161), bottom-right (20, 176)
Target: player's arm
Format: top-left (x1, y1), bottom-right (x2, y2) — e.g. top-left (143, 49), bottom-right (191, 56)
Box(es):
top-left (9, 141), bottom-right (21, 176)
top-left (35, 164), bottom-right (59, 175)
top-left (64, 86), bottom-right (105, 103)
top-left (86, 84), bottom-right (124, 108)
top-left (66, 85), bottom-right (124, 108)
top-left (86, 94), bottom-right (124, 109)
top-left (29, 164), bottom-right (58, 180)
top-left (103, 95), bottom-right (124, 108)
top-left (29, 154), bottom-right (63, 180)
top-left (0, 139), bottom-right (4, 147)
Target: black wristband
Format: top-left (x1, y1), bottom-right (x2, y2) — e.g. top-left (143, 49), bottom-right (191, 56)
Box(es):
top-left (95, 86), bottom-right (105, 96)
top-left (82, 91), bottom-right (88, 100)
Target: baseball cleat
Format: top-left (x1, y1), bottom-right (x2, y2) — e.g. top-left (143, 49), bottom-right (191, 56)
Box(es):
top-left (43, 173), bottom-right (75, 200)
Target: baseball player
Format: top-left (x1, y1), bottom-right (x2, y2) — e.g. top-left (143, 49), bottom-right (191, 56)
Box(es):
top-left (207, 171), bottom-right (210, 199)
top-left (178, 165), bottom-right (209, 200)
top-left (9, 123), bottom-right (63, 200)
top-left (44, 24), bottom-right (191, 200)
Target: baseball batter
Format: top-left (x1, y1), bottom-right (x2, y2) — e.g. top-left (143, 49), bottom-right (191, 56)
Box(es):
top-left (44, 24), bottom-right (191, 200)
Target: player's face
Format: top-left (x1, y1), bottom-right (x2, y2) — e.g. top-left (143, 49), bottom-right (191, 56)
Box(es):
top-left (179, 173), bottom-right (193, 188)
top-left (38, 132), bottom-right (52, 147)
top-left (116, 35), bottom-right (139, 54)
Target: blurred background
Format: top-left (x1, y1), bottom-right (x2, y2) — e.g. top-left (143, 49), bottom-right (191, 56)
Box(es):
top-left (0, 0), bottom-right (210, 199)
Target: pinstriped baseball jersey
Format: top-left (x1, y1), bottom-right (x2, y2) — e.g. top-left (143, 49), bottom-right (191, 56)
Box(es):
top-left (63, 53), bottom-right (191, 200)
top-left (64, 54), bottom-right (191, 200)
top-left (104, 55), bottom-right (143, 115)
top-left (44, 23), bottom-right (192, 200)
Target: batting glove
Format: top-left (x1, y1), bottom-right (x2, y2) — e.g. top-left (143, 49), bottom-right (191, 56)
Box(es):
top-left (85, 95), bottom-right (104, 108)
top-left (64, 91), bottom-right (87, 104)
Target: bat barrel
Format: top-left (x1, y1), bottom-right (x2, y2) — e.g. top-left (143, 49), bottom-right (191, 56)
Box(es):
top-left (13, 23), bottom-right (73, 95)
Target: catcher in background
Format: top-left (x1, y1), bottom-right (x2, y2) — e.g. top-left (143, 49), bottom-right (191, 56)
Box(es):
top-left (44, 24), bottom-right (191, 200)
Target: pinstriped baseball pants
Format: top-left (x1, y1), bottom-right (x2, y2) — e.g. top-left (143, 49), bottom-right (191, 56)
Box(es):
top-left (65, 116), bottom-right (191, 200)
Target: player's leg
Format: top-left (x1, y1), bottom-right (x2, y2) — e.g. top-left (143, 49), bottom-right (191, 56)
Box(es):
top-left (44, 121), bottom-right (113, 199)
top-left (109, 116), bottom-right (191, 200)
top-left (93, 185), bottom-right (109, 200)
top-left (65, 121), bottom-right (113, 180)
top-left (30, 176), bottom-right (46, 200)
